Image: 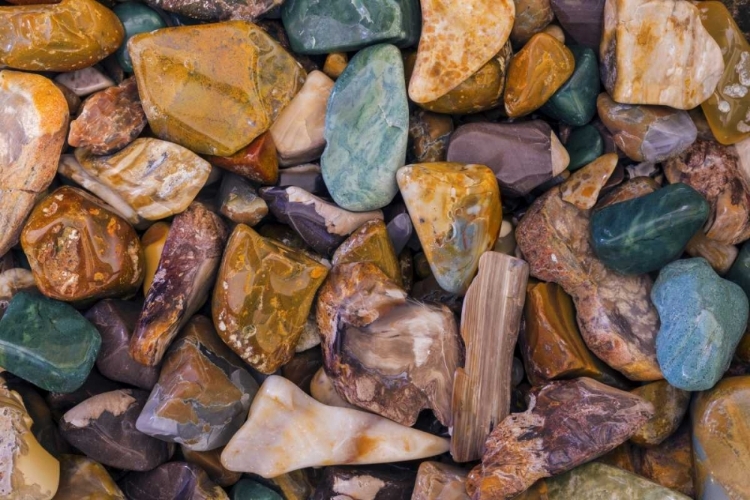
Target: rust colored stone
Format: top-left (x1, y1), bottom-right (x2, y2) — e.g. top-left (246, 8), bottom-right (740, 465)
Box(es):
top-left (205, 131), bottom-right (279, 185)
top-left (637, 422), bottom-right (695, 497)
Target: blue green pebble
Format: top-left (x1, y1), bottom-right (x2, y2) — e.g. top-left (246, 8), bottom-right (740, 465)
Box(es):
top-left (541, 46), bottom-right (600, 126)
top-left (114, 2), bottom-right (166, 73)
top-left (566, 124), bottom-right (604, 171)
top-left (231, 479), bottom-right (283, 500)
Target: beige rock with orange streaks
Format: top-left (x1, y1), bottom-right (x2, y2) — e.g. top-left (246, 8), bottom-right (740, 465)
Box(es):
top-left (561, 153), bottom-right (618, 209)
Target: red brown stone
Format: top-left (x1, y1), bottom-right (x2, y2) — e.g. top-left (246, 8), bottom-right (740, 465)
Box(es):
top-left (205, 131), bottom-right (279, 185)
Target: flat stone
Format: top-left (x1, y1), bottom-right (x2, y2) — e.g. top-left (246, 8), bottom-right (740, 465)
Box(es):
top-left (59, 389), bottom-right (173, 471)
top-left (322, 44), bottom-right (409, 211)
top-left (408, 0), bottom-right (513, 103)
top-left (511, 0), bottom-right (553, 45)
top-left (312, 465), bottom-right (416, 500)
top-left (232, 479), bottom-right (282, 500)
top-left (466, 378), bottom-right (653, 498)
top-left (331, 219), bottom-right (401, 285)
top-left (212, 225), bottom-right (328, 373)
top-left (54, 67), bottom-right (114, 97)
top-left (397, 163), bottom-right (501, 294)
top-left (141, 222), bottom-right (170, 295)
top-left (112, 2), bottom-right (166, 73)
top-left (408, 109), bottom-right (453, 163)
top-left (220, 376), bottom-right (450, 477)
top-left (281, 0), bottom-right (420, 54)
top-left (412, 462), bottom-right (469, 500)
top-left (652, 257), bottom-right (749, 390)
top-left (550, 0), bottom-right (605, 48)
top-left (447, 121), bottom-right (569, 198)
top-left (130, 202), bottom-right (227, 366)
top-left (144, 0), bottom-right (280, 21)
top-left (590, 183), bottom-right (710, 275)
top-left (560, 152), bottom-right (618, 209)
top-left (119, 462), bottom-right (228, 500)
top-left (638, 422), bottom-right (695, 497)
top-left (54, 454), bottom-right (125, 500)
top-left (601, 0), bottom-right (724, 109)
top-left (685, 231), bottom-right (739, 275)
top-left (629, 380), bottom-right (690, 447)
top-left (541, 46), bottom-right (600, 126)
top-left (129, 21), bottom-right (305, 156)
top-left (218, 172), bottom-right (268, 226)
top-left (205, 131), bottom-right (279, 185)
top-left (136, 316), bottom-right (259, 451)
top-left (67, 77), bottom-right (148, 156)
top-left (0, 0), bottom-right (124, 71)
top-left (0, 70), bottom-right (68, 257)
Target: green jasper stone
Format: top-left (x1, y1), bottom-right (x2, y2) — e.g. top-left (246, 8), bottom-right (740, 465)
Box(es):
top-left (281, 0), bottom-right (420, 54)
top-left (590, 183), bottom-right (710, 275)
top-left (231, 479), bottom-right (283, 500)
top-left (541, 46), bottom-right (600, 126)
top-left (0, 292), bottom-right (101, 393)
top-left (727, 240), bottom-right (750, 298)
top-left (114, 2), bottom-right (166, 73)
top-left (322, 43), bottom-right (409, 211)
top-left (566, 124), bottom-right (603, 171)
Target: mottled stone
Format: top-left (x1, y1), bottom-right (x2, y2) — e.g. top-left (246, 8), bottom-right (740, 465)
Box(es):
top-left (130, 202), bottom-right (228, 366)
top-left (597, 93), bottom-right (698, 163)
top-left (54, 454), bottom-right (125, 500)
top-left (68, 78), bottom-right (148, 156)
top-left (412, 462), bottom-right (469, 500)
top-left (630, 381), bottom-right (690, 447)
top-left (205, 132), bottom-right (279, 185)
top-left (232, 479), bottom-right (282, 500)
top-left (408, 109), bottom-right (453, 163)
top-left (447, 121), bottom-right (569, 198)
top-left (59, 389), bottom-right (172, 471)
top-left (452, 253), bottom-right (528, 461)
top-left (398, 163), bottom-right (501, 294)
top-left (317, 262), bottom-right (461, 426)
top-left (637, 422), bottom-right (694, 497)
top-left (504, 33), bottom-right (575, 118)
top-left (221, 376), bottom-right (450, 477)
top-left (0, 0), bottom-right (124, 71)
top-left (0, 70), bottom-right (68, 257)
top-left (331, 219), bottom-right (401, 284)
top-left (0, 268), bottom-right (35, 320)
top-left (685, 231), bottom-right (738, 275)
top-left (323, 52), bottom-right (348, 80)
top-left (54, 67), bottom-right (114, 98)
top-left (182, 446), bottom-right (242, 488)
top-left (466, 378), bottom-right (653, 498)
top-left (653, 258), bottom-right (749, 390)
top-left (119, 462), bottom-right (228, 500)
top-left (511, 0), bottom-right (553, 45)
top-left (408, 0), bottom-right (514, 103)
top-left (560, 153), bottom-right (618, 209)
top-left (212, 225), bottom-right (328, 373)
top-left (550, 0), bottom-right (605, 48)
top-left (112, 2), bottom-right (165, 73)
top-left (141, 222), bottom-right (169, 295)
top-left (600, 0), bottom-right (724, 109)
top-left (136, 316), bottom-right (258, 451)
top-left (145, 0), bottom-right (279, 21)
top-left (129, 21), bottom-right (305, 156)
top-left (218, 173), bottom-right (268, 226)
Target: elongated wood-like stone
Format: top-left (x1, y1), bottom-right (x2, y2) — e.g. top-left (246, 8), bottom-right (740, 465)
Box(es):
top-left (466, 378), bottom-right (654, 498)
top-left (312, 465), bottom-right (416, 500)
top-left (413, 462), bottom-right (470, 500)
top-left (451, 252), bottom-right (528, 463)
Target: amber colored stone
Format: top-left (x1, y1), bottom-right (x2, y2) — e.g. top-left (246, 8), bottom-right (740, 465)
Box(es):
top-left (206, 131), bottom-right (279, 185)
top-left (129, 21), bottom-right (306, 156)
top-left (141, 222), bottom-right (170, 295)
top-left (685, 231), bottom-right (738, 275)
top-left (0, 0), bottom-right (124, 71)
top-left (504, 33), bottom-right (575, 118)
top-left (181, 446), bottom-right (242, 488)
top-left (212, 225), bottom-right (328, 373)
top-left (629, 381), bottom-right (690, 447)
top-left (637, 422), bottom-right (695, 497)
top-left (54, 454), bottom-right (125, 500)
top-left (408, 109), bottom-right (454, 163)
top-left (20, 187), bottom-right (143, 303)
top-left (331, 219), bottom-right (401, 285)
top-left (323, 52), bottom-right (348, 80)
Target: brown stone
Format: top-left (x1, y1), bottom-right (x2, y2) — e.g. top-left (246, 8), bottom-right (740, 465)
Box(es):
top-left (413, 462), bottom-right (470, 500)
top-left (205, 131), bottom-right (279, 185)
top-left (511, 0), bottom-right (554, 45)
top-left (323, 52), bottom-right (348, 80)
top-left (629, 381), bottom-right (690, 447)
top-left (637, 422), bottom-right (695, 497)
top-left (596, 176), bottom-right (660, 209)
top-left (331, 219), bottom-right (402, 285)
top-left (217, 172), bottom-right (268, 226)
top-left (408, 109), bottom-right (454, 163)
top-left (181, 446), bottom-right (242, 487)
top-left (685, 231), bottom-right (738, 275)
top-left (141, 222), bottom-right (170, 295)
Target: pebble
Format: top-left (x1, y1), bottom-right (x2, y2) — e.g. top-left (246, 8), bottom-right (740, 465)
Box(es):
top-left (205, 132), bottom-right (279, 185)
top-left (119, 461), bottom-right (228, 500)
top-left (510, 0), bottom-right (553, 45)
top-left (685, 231), bottom-right (739, 275)
top-left (323, 52), bottom-right (348, 79)
top-left (540, 46), bottom-right (600, 126)
top-left (330, 219), bottom-right (401, 284)
top-left (560, 152), bottom-right (618, 209)
top-left (629, 380), bottom-right (690, 447)
top-left (181, 446), bottom-right (242, 488)
top-left (54, 67), bottom-right (114, 97)
top-left (217, 173), bottom-right (268, 226)
top-left (231, 479), bottom-right (282, 500)
top-left (112, 2), bottom-right (165, 73)
top-left (638, 422), bottom-right (695, 496)
top-left (54, 454), bottom-right (125, 500)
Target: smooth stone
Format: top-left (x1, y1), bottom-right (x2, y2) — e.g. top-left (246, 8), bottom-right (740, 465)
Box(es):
top-left (597, 93), bottom-right (698, 163)
top-left (212, 225), bottom-right (328, 374)
top-left (653, 258), bottom-right (749, 390)
top-left (331, 219), bottom-right (401, 285)
top-left (541, 46), bottom-right (600, 126)
top-left (141, 222), bottom-right (169, 295)
top-left (692, 376), bottom-right (750, 499)
top-left (205, 131), bottom-right (279, 185)
top-left (260, 186), bottom-right (383, 256)
top-left (447, 121), bottom-right (569, 198)
top-left (182, 446), bottom-right (242, 488)
top-left (317, 262), bottom-right (461, 426)
top-left (408, 0), bottom-right (514, 103)
top-left (560, 153), bottom-right (618, 209)
top-left (218, 172), bottom-right (268, 226)
top-left (220, 376), bottom-right (450, 477)
top-left (129, 21), bottom-right (305, 156)
top-left (67, 78), bottom-right (148, 156)
top-left (312, 465), bottom-right (416, 500)
top-left (323, 52), bottom-right (348, 80)
top-left (386, 213), bottom-right (413, 255)
top-left (112, 2), bottom-right (165, 73)
top-left (45, 370), bottom-right (122, 421)
top-left (59, 389), bottom-right (173, 471)
top-left (630, 380), bottom-right (690, 447)
top-left (0, 381), bottom-right (60, 500)
top-left (276, 163), bottom-right (327, 196)
top-left (54, 454), bottom-right (125, 500)
top-left (638, 422), bottom-right (695, 497)
top-left (510, 0), bottom-right (553, 45)
top-left (322, 44), bottom-right (409, 211)
top-left (309, 367), bottom-right (356, 409)
top-left (550, 0), bottom-right (605, 48)
top-left (727, 240), bottom-right (750, 297)
top-left (281, 0), bottom-right (420, 54)
top-left (504, 33), bottom-right (575, 118)
top-left (413, 462), bottom-right (469, 500)
top-left (601, 0), bottom-right (724, 109)
top-left (54, 67), bottom-right (114, 97)
top-left (466, 378), bottom-right (654, 498)
top-left (590, 183), bottom-right (710, 275)
top-left (408, 109), bottom-right (453, 163)
top-left (685, 231), bottom-right (739, 275)
top-left (136, 316), bottom-right (259, 451)
top-left (0, 0), bottom-right (124, 71)
top-left (0, 268), bottom-right (36, 320)
top-left (232, 479), bottom-right (282, 500)
top-left (85, 299), bottom-right (160, 390)
top-left (0, 292), bottom-right (99, 393)
top-left (0, 71), bottom-right (68, 257)
top-left (130, 202), bottom-right (227, 366)
top-left (665, 140), bottom-right (750, 245)
top-left (143, 0), bottom-right (280, 22)
top-left (269, 70), bottom-right (333, 166)
top-left (119, 462), bottom-right (228, 500)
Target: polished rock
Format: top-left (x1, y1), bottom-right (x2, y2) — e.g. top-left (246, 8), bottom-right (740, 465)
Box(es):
top-left (637, 422), bottom-right (695, 497)
top-left (629, 380), bottom-right (690, 447)
top-left (182, 446), bottom-right (242, 488)
top-left (560, 153), bottom-right (618, 209)
top-left (54, 67), bottom-right (114, 97)
top-left (144, 0), bottom-right (280, 22)
top-left (54, 454), bottom-right (125, 500)
top-left (119, 461), bottom-right (228, 500)
top-left (685, 231), bottom-right (739, 275)
top-left (331, 219), bottom-right (401, 285)
top-left (540, 46), bottom-right (600, 126)
top-left (232, 479), bottom-right (282, 500)
top-left (566, 125), bottom-right (604, 171)
top-left (510, 0), bottom-right (553, 45)
top-left (217, 173), bottom-right (268, 226)
top-left (205, 131), bottom-right (279, 186)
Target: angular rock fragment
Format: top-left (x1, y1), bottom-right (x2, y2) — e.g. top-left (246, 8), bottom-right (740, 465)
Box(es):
top-left (312, 465), bottom-right (416, 500)
top-left (218, 173), bottom-right (268, 226)
top-left (205, 132), bottom-right (279, 185)
top-left (630, 380), bottom-right (689, 447)
top-left (331, 219), bottom-right (402, 285)
top-left (54, 454), bottom-right (125, 500)
top-left (54, 67), bottom-right (113, 98)
top-left (119, 462), bottom-right (229, 500)
top-left (276, 164), bottom-right (327, 196)
top-left (560, 153), bottom-right (618, 209)
top-left (413, 462), bottom-right (470, 500)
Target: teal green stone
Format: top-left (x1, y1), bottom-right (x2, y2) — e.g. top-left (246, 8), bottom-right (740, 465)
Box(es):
top-left (590, 183), bottom-right (709, 275)
top-left (115, 2), bottom-right (166, 73)
top-left (653, 258), bottom-right (749, 391)
top-left (0, 292), bottom-right (101, 393)
top-left (231, 479), bottom-right (283, 500)
top-left (281, 0), bottom-right (420, 54)
top-left (566, 125), bottom-right (603, 171)
top-left (727, 240), bottom-right (750, 298)
top-left (322, 43), bottom-right (408, 211)
top-left (540, 46), bottom-right (600, 126)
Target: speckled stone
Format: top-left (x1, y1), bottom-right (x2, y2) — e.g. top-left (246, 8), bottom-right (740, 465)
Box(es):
top-left (541, 46), bottom-right (600, 126)
top-left (652, 258), bottom-right (749, 390)
top-left (629, 380), bottom-right (690, 447)
top-left (322, 44), bottom-right (408, 211)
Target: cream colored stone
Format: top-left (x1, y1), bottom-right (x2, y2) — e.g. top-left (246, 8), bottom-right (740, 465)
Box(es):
top-left (309, 368), bottom-right (357, 409)
top-left (54, 67), bottom-right (114, 97)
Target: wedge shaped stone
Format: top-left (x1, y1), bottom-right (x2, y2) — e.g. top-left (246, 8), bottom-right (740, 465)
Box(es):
top-left (54, 455), bottom-right (125, 500)
top-left (630, 380), bottom-right (690, 447)
top-left (331, 219), bottom-right (401, 285)
top-left (560, 153), bottom-right (618, 209)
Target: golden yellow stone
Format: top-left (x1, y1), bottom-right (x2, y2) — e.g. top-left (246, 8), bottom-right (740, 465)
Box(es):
top-left (504, 32), bottom-right (575, 118)
top-left (129, 21), bottom-right (306, 156)
top-left (630, 380), bottom-right (690, 447)
top-left (54, 455), bottom-right (124, 500)
top-left (0, 0), bottom-right (123, 72)
top-left (331, 219), bottom-right (402, 285)
top-left (323, 52), bottom-right (348, 80)
top-left (141, 222), bottom-right (170, 295)
top-left (212, 225), bottom-right (328, 374)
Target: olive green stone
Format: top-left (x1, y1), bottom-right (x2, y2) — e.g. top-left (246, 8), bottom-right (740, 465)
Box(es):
top-left (541, 46), bottom-right (600, 126)
top-left (566, 125), bottom-right (603, 171)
